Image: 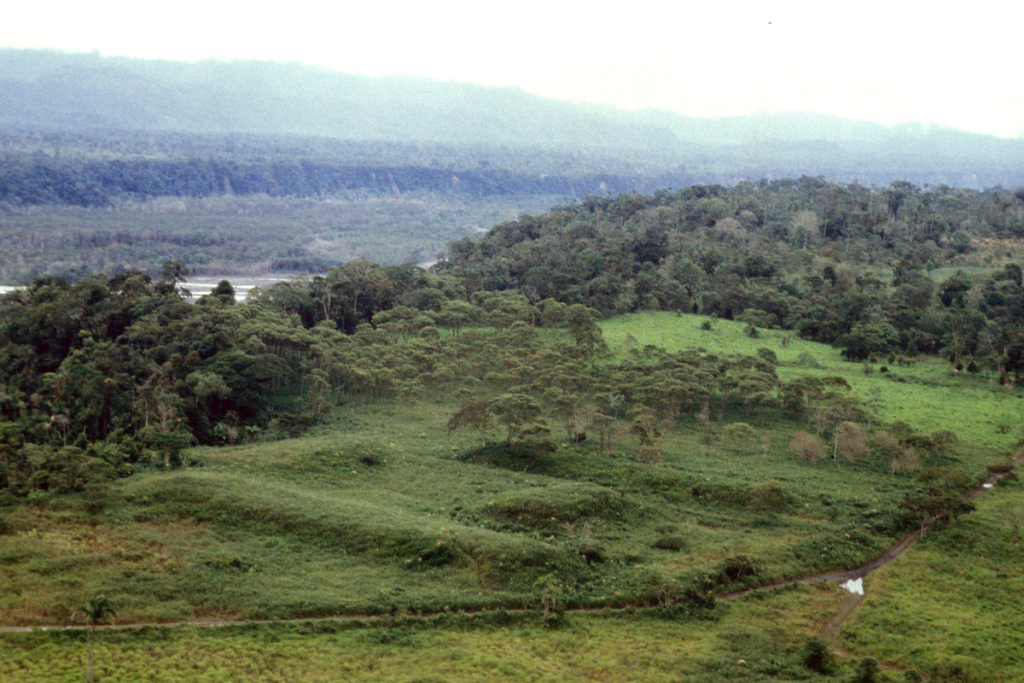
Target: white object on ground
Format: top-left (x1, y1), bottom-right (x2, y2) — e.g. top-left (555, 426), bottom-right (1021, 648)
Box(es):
top-left (841, 578), bottom-right (864, 595)
top-left (983, 483), bottom-right (993, 489)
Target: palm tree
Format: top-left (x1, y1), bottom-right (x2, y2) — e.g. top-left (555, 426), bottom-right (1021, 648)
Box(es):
top-left (72, 594), bottom-right (116, 683)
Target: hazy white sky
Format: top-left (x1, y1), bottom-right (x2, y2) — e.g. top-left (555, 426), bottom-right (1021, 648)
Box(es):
top-left (5, 0), bottom-right (1023, 137)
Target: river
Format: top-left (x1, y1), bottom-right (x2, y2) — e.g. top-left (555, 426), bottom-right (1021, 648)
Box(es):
top-left (0, 276), bottom-right (293, 303)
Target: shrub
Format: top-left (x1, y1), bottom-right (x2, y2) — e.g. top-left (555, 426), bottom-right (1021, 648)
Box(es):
top-left (891, 448), bottom-right (921, 476)
top-left (870, 430), bottom-right (901, 460)
top-left (790, 432), bottom-right (825, 463)
top-left (720, 554), bottom-right (758, 582)
top-left (359, 451), bottom-right (383, 466)
top-left (851, 657), bottom-right (883, 683)
top-left (485, 484), bottom-right (629, 529)
top-left (929, 661), bottom-right (982, 682)
top-left (721, 423), bottom-right (757, 450)
top-left (274, 413), bottom-right (314, 438)
top-left (902, 434), bottom-right (940, 457)
top-left (931, 429), bottom-right (960, 456)
top-left (405, 540), bottom-right (459, 571)
top-left (691, 481), bottom-right (748, 508)
top-left (801, 636), bottom-right (837, 675)
top-left (835, 421), bottom-right (867, 461)
top-left (653, 536), bottom-right (687, 551)
top-left (746, 480), bottom-right (790, 514)
top-left (795, 351), bottom-right (823, 368)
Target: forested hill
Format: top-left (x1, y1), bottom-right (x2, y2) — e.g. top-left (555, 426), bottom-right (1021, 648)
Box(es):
top-left (442, 179), bottom-right (1024, 319)
top-left (2, 48), bottom-right (1024, 188)
top-left (439, 179), bottom-right (1024, 369)
top-left (3, 178), bottom-right (1024, 500)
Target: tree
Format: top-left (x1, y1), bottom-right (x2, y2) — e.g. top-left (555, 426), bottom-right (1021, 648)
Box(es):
top-left (790, 210), bottom-right (821, 249)
top-left (721, 423), bottom-right (756, 451)
top-left (489, 392), bottom-right (542, 446)
top-left (999, 504), bottom-right (1024, 542)
top-left (437, 300), bottom-right (481, 338)
top-left (630, 404), bottom-right (671, 467)
top-left (0, 420), bottom-right (23, 491)
top-left (139, 427), bottom-right (196, 468)
top-left (565, 304), bottom-right (606, 358)
top-left (208, 279), bottom-right (236, 304)
top-left (447, 401), bottom-right (492, 446)
top-left (851, 657), bottom-right (883, 683)
top-left (158, 260), bottom-right (190, 297)
top-left (587, 407), bottom-right (619, 457)
top-left (840, 321), bottom-right (900, 361)
top-left (72, 594), bottom-right (116, 683)
top-left (899, 467), bottom-right (976, 530)
top-left (834, 421), bottom-right (867, 461)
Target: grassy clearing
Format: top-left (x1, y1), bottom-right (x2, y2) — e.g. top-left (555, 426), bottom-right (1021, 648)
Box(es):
top-left (0, 389), bottom-right (926, 626)
top-left (0, 599), bottom-right (879, 683)
top-left (1, 312), bottom-right (1020, 681)
top-left (0, 616), bottom-right (710, 683)
top-left (841, 478), bottom-right (1024, 680)
top-left (602, 311), bottom-right (1023, 455)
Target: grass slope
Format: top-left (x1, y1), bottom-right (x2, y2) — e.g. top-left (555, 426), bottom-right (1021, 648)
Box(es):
top-left (602, 311), bottom-right (1023, 453)
top-left (2, 312), bottom-right (1022, 681)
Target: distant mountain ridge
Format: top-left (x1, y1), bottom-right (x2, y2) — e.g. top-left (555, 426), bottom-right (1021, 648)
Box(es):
top-left (0, 48), bottom-right (1022, 188)
top-left (0, 50), bottom-right (676, 151)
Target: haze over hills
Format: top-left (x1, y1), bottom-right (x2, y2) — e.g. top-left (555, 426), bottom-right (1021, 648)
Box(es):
top-left (1, 48), bottom-right (1022, 189)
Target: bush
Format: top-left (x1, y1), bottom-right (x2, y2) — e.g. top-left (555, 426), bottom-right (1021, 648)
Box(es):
top-left (720, 554), bottom-right (758, 582)
top-left (274, 413), bottom-right (314, 438)
top-left (653, 536), bottom-right (687, 551)
top-left (851, 656), bottom-right (882, 683)
top-left (790, 432), bottom-right (825, 463)
top-left (359, 451), bottom-right (383, 466)
top-left (405, 540), bottom-right (459, 571)
top-left (485, 483), bottom-right (630, 529)
top-left (721, 423), bottom-right (756, 450)
top-left (691, 481), bottom-right (748, 508)
top-left (795, 351), bottom-right (823, 368)
top-left (929, 661), bottom-right (982, 682)
top-left (746, 481), bottom-right (790, 514)
top-left (836, 422), bottom-right (867, 461)
top-left (801, 635), bottom-right (837, 675)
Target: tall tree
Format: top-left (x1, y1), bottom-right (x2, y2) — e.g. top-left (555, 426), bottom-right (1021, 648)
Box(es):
top-left (72, 594), bottom-right (116, 683)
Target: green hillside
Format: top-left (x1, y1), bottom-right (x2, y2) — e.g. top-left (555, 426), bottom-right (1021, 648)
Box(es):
top-left (4, 179), bottom-right (1024, 681)
top-left (3, 308), bottom-right (1022, 680)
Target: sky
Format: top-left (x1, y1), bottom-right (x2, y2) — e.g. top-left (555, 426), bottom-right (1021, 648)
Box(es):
top-left (4, 0), bottom-right (1023, 138)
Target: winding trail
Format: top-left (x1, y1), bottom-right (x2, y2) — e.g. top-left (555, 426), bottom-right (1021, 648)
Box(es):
top-left (719, 450), bottom-right (1024, 640)
top-left (3, 452), bottom-right (1020, 636)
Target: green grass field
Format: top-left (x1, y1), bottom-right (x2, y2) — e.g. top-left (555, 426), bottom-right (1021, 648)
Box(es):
top-left (602, 311), bottom-right (1022, 453)
top-left (2, 311), bottom-right (1022, 681)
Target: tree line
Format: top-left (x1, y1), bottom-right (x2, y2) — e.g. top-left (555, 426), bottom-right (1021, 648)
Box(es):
top-left (0, 156), bottom-right (644, 208)
top-left (440, 179), bottom-right (1024, 374)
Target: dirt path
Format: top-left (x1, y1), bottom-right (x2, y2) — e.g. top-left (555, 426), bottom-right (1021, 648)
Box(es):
top-left (721, 450), bottom-right (1024, 641)
top-left (3, 453), bottom-right (1020, 635)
